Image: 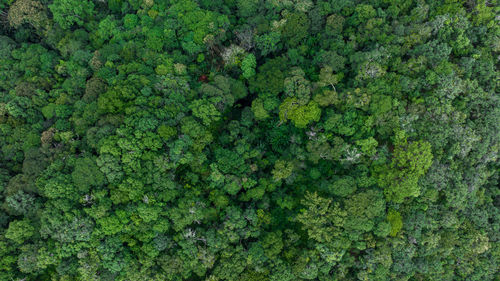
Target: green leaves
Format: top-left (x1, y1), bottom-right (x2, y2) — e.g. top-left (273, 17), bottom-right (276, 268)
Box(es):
top-left (328, 176), bottom-right (357, 197)
top-left (189, 99), bottom-right (221, 126)
top-left (48, 0), bottom-right (94, 29)
top-left (5, 219), bottom-right (34, 244)
top-left (387, 209), bottom-right (403, 237)
top-left (7, 0), bottom-right (48, 30)
top-left (284, 68), bottom-right (311, 104)
top-left (168, 0), bottom-right (229, 56)
top-left (379, 136), bottom-right (434, 203)
top-left (97, 16), bottom-right (118, 42)
top-left (344, 189), bottom-right (385, 233)
top-left (241, 54), bottom-right (256, 79)
top-left (256, 32), bottom-right (281, 56)
top-left (296, 192), bottom-right (345, 243)
top-left (279, 97), bottom-right (321, 128)
top-left (272, 160), bottom-right (294, 181)
top-left (282, 12), bottom-right (310, 47)
top-left (72, 157), bottom-right (105, 192)
top-left (0, 0), bottom-right (498, 280)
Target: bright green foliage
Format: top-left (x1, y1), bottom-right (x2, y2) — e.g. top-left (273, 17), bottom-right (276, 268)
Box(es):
top-left (241, 54), bottom-right (256, 79)
top-left (296, 192), bottom-right (345, 243)
top-left (317, 66), bottom-right (341, 89)
top-left (329, 176), bottom-right (357, 197)
top-left (354, 4), bottom-right (376, 24)
top-left (279, 97), bottom-right (321, 128)
top-left (189, 99), bottom-right (221, 126)
top-left (379, 136), bottom-right (434, 203)
top-left (282, 12), bottom-right (310, 47)
top-left (344, 189), bottom-right (385, 233)
top-left (313, 89), bottom-right (339, 107)
top-left (48, 0), bottom-right (94, 29)
top-left (157, 125), bottom-right (176, 140)
top-left (123, 14), bottom-right (138, 30)
top-left (387, 209), bottom-right (403, 237)
top-left (146, 27), bottom-right (164, 52)
top-left (272, 160), bottom-right (293, 181)
top-left (356, 137), bottom-right (378, 157)
top-left (255, 32), bottom-right (281, 56)
top-left (251, 98), bottom-right (270, 120)
top-left (97, 16), bottom-right (117, 42)
top-left (168, 0), bottom-right (229, 54)
top-left (5, 219), bottom-right (34, 244)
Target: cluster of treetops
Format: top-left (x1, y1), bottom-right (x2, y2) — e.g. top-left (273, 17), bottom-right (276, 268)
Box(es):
top-left (0, 0), bottom-right (499, 280)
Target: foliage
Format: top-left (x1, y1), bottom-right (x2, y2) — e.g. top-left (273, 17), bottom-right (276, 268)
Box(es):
top-left (0, 0), bottom-right (498, 280)
top-left (48, 0), bottom-right (94, 29)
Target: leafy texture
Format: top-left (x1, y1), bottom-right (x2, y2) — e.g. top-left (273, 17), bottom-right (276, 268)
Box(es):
top-left (0, 0), bottom-right (498, 280)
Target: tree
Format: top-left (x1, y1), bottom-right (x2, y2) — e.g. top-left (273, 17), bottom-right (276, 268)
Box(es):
top-left (272, 160), bottom-right (293, 181)
top-left (282, 12), bottom-right (310, 47)
top-left (189, 99), bottom-right (221, 126)
top-left (241, 54), bottom-right (256, 79)
top-left (296, 192), bottom-right (345, 243)
top-left (317, 66), bottom-right (341, 90)
top-left (279, 97), bottom-right (321, 128)
top-left (5, 219), bottom-right (34, 244)
top-left (255, 32), bottom-right (281, 56)
top-left (49, 0), bottom-right (94, 29)
top-left (378, 134), bottom-right (434, 203)
top-left (284, 68), bottom-right (311, 105)
top-left (7, 0), bottom-right (47, 30)
top-left (96, 15), bottom-right (117, 42)
top-left (387, 209), bottom-right (403, 237)
top-left (251, 98), bottom-right (270, 120)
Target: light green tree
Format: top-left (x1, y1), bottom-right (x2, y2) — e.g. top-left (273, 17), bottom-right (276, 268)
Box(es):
top-left (49, 0), bottom-right (94, 29)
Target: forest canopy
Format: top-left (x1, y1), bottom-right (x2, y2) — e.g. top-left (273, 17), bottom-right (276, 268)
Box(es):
top-left (0, 0), bottom-right (499, 280)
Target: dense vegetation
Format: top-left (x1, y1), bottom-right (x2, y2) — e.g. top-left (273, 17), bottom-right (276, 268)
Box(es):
top-left (0, 0), bottom-right (499, 280)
